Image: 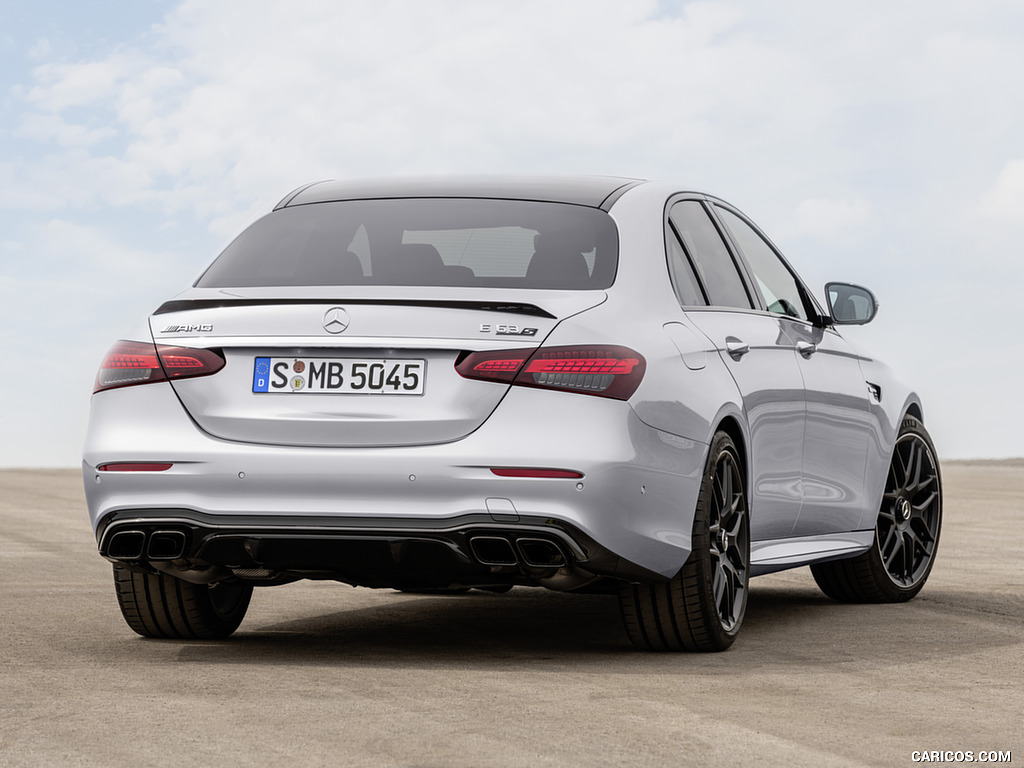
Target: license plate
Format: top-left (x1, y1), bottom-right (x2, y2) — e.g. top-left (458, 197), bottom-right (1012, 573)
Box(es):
top-left (252, 357), bottom-right (425, 394)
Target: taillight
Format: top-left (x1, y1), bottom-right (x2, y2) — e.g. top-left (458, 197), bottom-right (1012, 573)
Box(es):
top-left (454, 349), bottom-right (533, 383)
top-left (93, 340), bottom-right (225, 393)
top-left (456, 345), bottom-right (645, 400)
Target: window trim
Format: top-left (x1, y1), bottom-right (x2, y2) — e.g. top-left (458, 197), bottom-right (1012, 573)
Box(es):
top-left (665, 217), bottom-right (710, 307)
top-left (663, 194), bottom-right (758, 312)
top-left (705, 199), bottom-right (828, 327)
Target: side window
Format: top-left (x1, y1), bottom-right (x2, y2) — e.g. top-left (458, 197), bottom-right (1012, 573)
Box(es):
top-left (665, 225), bottom-right (707, 307)
top-left (715, 207), bottom-right (809, 321)
top-left (669, 201), bottom-right (752, 310)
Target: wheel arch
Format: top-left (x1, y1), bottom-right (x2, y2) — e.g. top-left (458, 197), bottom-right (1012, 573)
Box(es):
top-left (903, 399), bottom-right (924, 423)
top-left (712, 413), bottom-right (749, 499)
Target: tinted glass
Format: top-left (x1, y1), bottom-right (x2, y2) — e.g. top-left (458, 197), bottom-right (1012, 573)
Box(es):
top-left (197, 199), bottom-right (618, 290)
top-left (666, 226), bottom-right (707, 306)
top-left (669, 201), bottom-right (751, 309)
top-left (715, 207), bottom-right (809, 321)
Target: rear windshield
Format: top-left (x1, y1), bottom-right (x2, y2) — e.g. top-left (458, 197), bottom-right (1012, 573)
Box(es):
top-left (196, 198), bottom-right (618, 290)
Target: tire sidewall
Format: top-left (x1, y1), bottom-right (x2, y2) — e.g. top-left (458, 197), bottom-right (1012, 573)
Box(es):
top-left (689, 432), bottom-right (750, 646)
top-left (868, 415), bottom-right (943, 600)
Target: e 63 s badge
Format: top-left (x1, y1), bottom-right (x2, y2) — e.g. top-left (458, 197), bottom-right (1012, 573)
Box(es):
top-left (479, 323), bottom-right (538, 336)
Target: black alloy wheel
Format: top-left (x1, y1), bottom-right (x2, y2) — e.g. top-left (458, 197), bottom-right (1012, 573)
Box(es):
top-left (811, 416), bottom-right (942, 602)
top-left (619, 430), bottom-right (750, 652)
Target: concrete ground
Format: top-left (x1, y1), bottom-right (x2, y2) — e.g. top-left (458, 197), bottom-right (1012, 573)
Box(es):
top-left (0, 462), bottom-right (1020, 767)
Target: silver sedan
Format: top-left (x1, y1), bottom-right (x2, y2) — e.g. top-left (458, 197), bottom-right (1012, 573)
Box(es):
top-left (83, 176), bottom-right (942, 651)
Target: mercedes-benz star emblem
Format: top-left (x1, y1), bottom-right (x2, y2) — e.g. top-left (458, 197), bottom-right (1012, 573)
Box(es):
top-left (322, 307), bottom-right (350, 334)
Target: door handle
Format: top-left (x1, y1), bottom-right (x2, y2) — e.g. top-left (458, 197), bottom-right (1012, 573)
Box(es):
top-left (725, 338), bottom-right (749, 359)
top-left (796, 341), bottom-right (817, 357)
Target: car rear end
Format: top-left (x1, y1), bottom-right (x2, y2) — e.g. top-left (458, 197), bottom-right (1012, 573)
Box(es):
top-left (83, 181), bottom-right (701, 597)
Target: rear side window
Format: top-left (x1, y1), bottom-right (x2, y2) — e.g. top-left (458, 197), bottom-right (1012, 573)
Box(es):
top-left (669, 201), bottom-right (752, 310)
top-left (666, 226), bottom-right (707, 307)
top-left (714, 206), bottom-right (810, 321)
top-left (196, 198), bottom-right (618, 290)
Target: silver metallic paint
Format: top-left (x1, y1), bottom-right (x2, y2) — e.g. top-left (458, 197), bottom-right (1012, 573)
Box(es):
top-left (83, 178), bottom-right (924, 583)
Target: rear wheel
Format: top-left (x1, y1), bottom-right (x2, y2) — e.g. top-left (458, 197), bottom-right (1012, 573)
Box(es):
top-left (113, 565), bottom-right (252, 639)
top-left (811, 416), bottom-right (942, 602)
top-left (619, 431), bottom-right (750, 652)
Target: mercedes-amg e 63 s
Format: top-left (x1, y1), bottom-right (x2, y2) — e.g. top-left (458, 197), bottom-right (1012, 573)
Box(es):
top-left (84, 176), bottom-right (942, 651)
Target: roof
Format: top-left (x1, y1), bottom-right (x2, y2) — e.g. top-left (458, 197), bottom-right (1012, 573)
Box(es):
top-left (276, 174), bottom-right (644, 210)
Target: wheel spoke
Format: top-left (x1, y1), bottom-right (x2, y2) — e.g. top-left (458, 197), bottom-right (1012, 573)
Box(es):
top-left (909, 517), bottom-right (935, 547)
top-left (894, 446), bottom-right (909, 492)
top-left (901, 532), bottom-right (915, 579)
top-left (720, 461), bottom-right (732, 516)
top-left (912, 489), bottom-right (939, 517)
top-left (725, 508), bottom-right (745, 538)
top-left (720, 565), bottom-right (735, 620)
top-left (907, 443), bottom-right (925, 494)
top-left (712, 564), bottom-right (726, 609)
top-left (881, 525), bottom-right (902, 569)
top-left (878, 505), bottom-right (897, 524)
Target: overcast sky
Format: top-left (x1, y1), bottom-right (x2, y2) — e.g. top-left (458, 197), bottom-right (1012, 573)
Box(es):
top-left (1, 0), bottom-right (1022, 466)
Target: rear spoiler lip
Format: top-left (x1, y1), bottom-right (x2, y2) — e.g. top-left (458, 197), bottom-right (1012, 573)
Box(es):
top-left (154, 297), bottom-right (557, 319)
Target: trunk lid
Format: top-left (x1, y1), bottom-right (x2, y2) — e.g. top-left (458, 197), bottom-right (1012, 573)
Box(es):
top-left (150, 287), bottom-right (605, 447)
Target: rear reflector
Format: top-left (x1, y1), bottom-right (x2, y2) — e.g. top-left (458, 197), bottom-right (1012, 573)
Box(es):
top-left (94, 340), bottom-right (225, 393)
top-left (97, 463), bottom-right (173, 472)
top-left (456, 345), bottom-right (645, 400)
top-left (490, 468), bottom-right (584, 479)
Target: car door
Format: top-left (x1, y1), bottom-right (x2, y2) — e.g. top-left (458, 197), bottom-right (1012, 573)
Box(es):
top-left (667, 199), bottom-right (806, 541)
top-left (711, 203), bottom-right (874, 537)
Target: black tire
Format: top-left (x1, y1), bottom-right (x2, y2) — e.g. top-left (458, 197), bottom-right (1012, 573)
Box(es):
top-left (811, 415), bottom-right (942, 603)
top-left (619, 431), bottom-right (750, 652)
top-left (113, 565), bottom-right (252, 639)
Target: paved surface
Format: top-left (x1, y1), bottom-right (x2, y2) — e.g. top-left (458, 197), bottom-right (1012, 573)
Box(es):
top-left (1, 462), bottom-right (1021, 767)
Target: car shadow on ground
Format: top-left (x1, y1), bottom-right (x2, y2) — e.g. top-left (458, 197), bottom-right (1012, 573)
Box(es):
top-left (167, 580), bottom-right (1021, 672)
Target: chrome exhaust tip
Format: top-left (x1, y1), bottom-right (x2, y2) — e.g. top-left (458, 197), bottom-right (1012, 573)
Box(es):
top-left (469, 536), bottom-right (519, 567)
top-left (516, 538), bottom-right (567, 568)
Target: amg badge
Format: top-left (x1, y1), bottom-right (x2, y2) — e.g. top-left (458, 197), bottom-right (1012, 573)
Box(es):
top-left (161, 323), bottom-right (213, 333)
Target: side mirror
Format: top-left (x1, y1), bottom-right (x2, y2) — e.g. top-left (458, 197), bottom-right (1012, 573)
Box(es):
top-left (825, 282), bottom-right (878, 325)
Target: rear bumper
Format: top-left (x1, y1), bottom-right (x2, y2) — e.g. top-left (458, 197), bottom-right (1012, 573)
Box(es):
top-left (95, 508), bottom-right (658, 589)
top-left (84, 381), bottom-right (707, 580)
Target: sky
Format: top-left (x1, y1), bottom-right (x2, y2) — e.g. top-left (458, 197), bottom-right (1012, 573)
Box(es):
top-left (1, 0), bottom-right (1022, 466)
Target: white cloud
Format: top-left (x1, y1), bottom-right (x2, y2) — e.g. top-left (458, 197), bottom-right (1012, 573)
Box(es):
top-left (980, 159), bottom-right (1024, 224)
top-left (15, 112), bottom-right (117, 146)
top-left (4, 0), bottom-right (1024, 462)
top-left (791, 198), bottom-right (871, 239)
top-left (10, 0), bottom-right (827, 228)
top-left (25, 55), bottom-right (137, 111)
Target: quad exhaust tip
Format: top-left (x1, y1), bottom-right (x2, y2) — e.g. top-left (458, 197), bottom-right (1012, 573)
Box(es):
top-left (516, 538), bottom-right (567, 568)
top-left (107, 530), bottom-right (146, 560)
top-left (147, 530), bottom-right (187, 560)
top-left (106, 529), bottom-right (187, 561)
top-left (468, 535), bottom-right (568, 569)
top-left (469, 536), bottom-right (518, 567)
